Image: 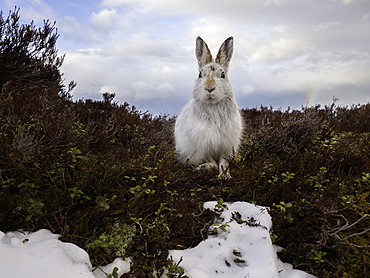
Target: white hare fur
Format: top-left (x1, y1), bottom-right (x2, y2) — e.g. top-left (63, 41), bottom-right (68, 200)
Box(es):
top-left (174, 36), bottom-right (243, 178)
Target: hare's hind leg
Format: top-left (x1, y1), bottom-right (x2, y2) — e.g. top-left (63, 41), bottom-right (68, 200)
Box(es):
top-left (196, 156), bottom-right (218, 171)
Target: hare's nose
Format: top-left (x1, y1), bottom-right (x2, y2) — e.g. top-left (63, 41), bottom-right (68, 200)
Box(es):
top-left (206, 87), bottom-right (215, 93)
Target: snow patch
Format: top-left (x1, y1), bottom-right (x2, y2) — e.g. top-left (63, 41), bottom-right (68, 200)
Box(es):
top-left (0, 229), bottom-right (130, 278)
top-left (168, 201), bottom-right (316, 278)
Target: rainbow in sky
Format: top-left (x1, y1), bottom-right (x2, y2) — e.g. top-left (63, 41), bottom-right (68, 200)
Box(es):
top-left (305, 86), bottom-right (324, 107)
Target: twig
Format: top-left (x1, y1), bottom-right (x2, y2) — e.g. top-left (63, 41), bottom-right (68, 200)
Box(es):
top-left (323, 213), bottom-right (370, 249)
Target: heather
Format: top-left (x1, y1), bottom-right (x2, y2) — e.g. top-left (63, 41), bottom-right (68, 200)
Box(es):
top-left (1, 8), bottom-right (369, 277)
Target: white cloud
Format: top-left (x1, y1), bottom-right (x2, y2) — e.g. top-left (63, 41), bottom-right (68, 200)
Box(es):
top-left (312, 21), bottom-right (342, 32)
top-left (90, 9), bottom-right (118, 30)
top-left (249, 38), bottom-right (303, 63)
top-left (61, 46), bottom-right (194, 113)
top-left (59, 16), bottom-right (86, 41)
top-left (241, 84), bottom-right (255, 95)
top-left (108, 33), bottom-right (180, 59)
top-left (131, 81), bottom-right (175, 101)
top-left (101, 0), bottom-right (287, 13)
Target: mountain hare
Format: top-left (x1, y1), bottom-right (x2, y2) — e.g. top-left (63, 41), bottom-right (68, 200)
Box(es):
top-left (174, 36), bottom-right (243, 179)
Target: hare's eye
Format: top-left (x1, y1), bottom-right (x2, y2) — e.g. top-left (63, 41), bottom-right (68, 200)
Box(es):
top-left (221, 72), bottom-right (225, 78)
top-left (198, 72), bottom-right (202, 78)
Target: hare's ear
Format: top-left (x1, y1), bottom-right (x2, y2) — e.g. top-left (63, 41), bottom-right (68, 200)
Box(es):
top-left (196, 36), bottom-right (213, 68)
top-left (215, 37), bottom-right (233, 71)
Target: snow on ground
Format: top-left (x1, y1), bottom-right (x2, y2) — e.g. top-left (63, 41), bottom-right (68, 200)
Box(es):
top-left (0, 201), bottom-right (316, 278)
top-left (0, 229), bottom-right (131, 278)
top-left (168, 201), bottom-right (316, 278)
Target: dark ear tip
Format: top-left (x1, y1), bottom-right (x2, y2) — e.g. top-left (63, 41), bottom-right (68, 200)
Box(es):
top-left (226, 36), bottom-right (234, 43)
top-left (196, 36), bottom-right (204, 43)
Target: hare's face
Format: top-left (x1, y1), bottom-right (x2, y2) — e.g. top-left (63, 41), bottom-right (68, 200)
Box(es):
top-left (195, 63), bottom-right (230, 104)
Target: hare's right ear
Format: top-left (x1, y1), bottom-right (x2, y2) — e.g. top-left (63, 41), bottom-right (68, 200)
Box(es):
top-left (196, 36), bottom-right (213, 68)
top-left (215, 37), bottom-right (233, 71)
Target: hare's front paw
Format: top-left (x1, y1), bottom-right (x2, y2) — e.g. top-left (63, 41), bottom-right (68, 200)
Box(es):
top-left (218, 170), bottom-right (231, 179)
top-left (196, 162), bottom-right (218, 171)
top-left (218, 165), bottom-right (231, 179)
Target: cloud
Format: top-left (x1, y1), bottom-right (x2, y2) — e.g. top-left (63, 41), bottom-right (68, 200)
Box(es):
top-left (249, 38), bottom-right (303, 63)
top-left (61, 46), bottom-right (195, 114)
top-left (3, 0), bottom-right (56, 23)
top-left (312, 21), bottom-right (342, 32)
top-left (101, 0), bottom-right (287, 15)
top-left (63, 0), bottom-right (370, 113)
top-left (4, 0), bottom-right (369, 114)
top-left (330, 0), bottom-right (359, 4)
top-left (108, 33), bottom-right (183, 60)
top-left (241, 84), bottom-right (254, 95)
top-left (131, 81), bottom-right (175, 101)
top-left (90, 9), bottom-right (119, 31)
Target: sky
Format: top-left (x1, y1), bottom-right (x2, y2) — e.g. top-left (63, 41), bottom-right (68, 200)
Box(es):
top-left (2, 0), bottom-right (370, 115)
top-left (0, 201), bottom-right (316, 278)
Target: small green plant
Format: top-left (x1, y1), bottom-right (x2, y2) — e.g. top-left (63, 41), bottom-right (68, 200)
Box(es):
top-left (107, 267), bottom-right (119, 278)
top-left (308, 131), bottom-right (345, 154)
top-left (273, 201), bottom-right (294, 223)
top-left (67, 147), bottom-right (89, 167)
top-left (307, 167), bottom-right (329, 193)
top-left (359, 172), bottom-right (370, 184)
top-left (267, 172), bottom-right (295, 185)
top-left (73, 121), bottom-right (86, 135)
top-left (190, 187), bottom-right (202, 196)
top-left (155, 202), bottom-right (177, 216)
top-left (1, 178), bottom-right (16, 189)
top-left (165, 257), bottom-right (189, 278)
top-left (309, 250), bottom-right (327, 264)
top-left (268, 175), bottom-right (279, 185)
top-left (128, 174), bottom-right (157, 198)
top-left (25, 198), bottom-right (45, 222)
top-left (231, 211), bottom-right (244, 224)
top-left (273, 201), bottom-right (292, 213)
top-left (270, 231), bottom-right (278, 243)
top-left (340, 194), bottom-right (355, 206)
top-left (86, 222), bottom-right (136, 258)
top-left (96, 194), bottom-right (116, 211)
top-left (68, 187), bottom-right (92, 203)
top-left (210, 222), bottom-right (230, 234)
top-left (281, 172), bottom-right (295, 183)
top-left (215, 198), bottom-right (228, 211)
top-left (259, 163), bottom-right (274, 178)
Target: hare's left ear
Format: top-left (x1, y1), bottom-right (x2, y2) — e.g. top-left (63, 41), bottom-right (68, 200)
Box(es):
top-left (215, 37), bottom-right (233, 71)
top-left (196, 36), bottom-right (213, 68)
